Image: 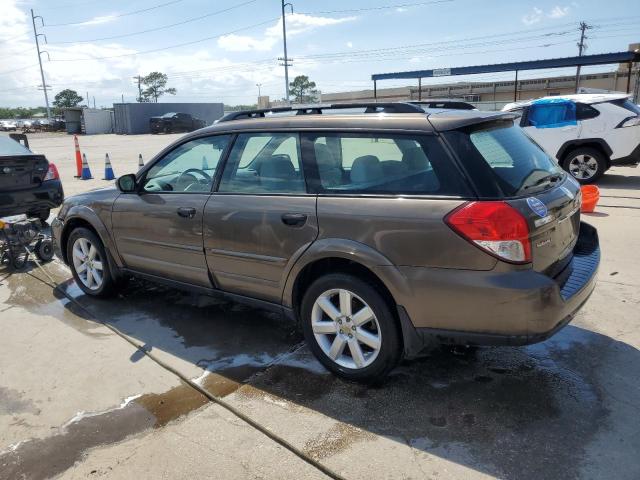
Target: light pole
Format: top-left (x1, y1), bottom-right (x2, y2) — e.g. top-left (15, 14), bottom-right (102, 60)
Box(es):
top-left (256, 83), bottom-right (262, 98)
top-left (30, 9), bottom-right (51, 121)
top-left (281, 1), bottom-right (293, 104)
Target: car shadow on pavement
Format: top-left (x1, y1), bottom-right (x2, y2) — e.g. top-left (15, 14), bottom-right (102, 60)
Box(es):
top-left (49, 276), bottom-right (640, 480)
top-left (597, 173), bottom-right (640, 192)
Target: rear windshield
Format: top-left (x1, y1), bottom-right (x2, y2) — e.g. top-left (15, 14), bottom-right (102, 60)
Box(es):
top-left (611, 98), bottom-right (640, 116)
top-left (0, 136), bottom-right (32, 156)
top-left (444, 121), bottom-right (563, 197)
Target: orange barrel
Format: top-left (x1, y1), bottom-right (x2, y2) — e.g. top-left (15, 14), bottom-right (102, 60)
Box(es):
top-left (580, 185), bottom-right (600, 213)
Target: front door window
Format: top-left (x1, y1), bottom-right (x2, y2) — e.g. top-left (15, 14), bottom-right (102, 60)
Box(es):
top-left (143, 135), bottom-right (230, 193)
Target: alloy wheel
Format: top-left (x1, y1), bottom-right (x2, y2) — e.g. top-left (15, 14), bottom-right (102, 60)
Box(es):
top-left (568, 154), bottom-right (598, 180)
top-left (311, 288), bottom-right (382, 369)
top-left (71, 237), bottom-right (104, 290)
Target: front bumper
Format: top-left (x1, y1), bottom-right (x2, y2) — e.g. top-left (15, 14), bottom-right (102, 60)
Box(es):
top-left (396, 222), bottom-right (599, 351)
top-left (51, 216), bottom-right (65, 262)
top-left (0, 180), bottom-right (64, 217)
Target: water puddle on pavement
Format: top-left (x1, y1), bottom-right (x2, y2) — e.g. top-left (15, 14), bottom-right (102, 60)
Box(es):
top-left (0, 381), bottom-right (210, 480)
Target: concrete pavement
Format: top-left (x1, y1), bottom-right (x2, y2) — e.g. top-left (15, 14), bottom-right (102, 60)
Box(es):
top-left (1, 131), bottom-right (639, 479)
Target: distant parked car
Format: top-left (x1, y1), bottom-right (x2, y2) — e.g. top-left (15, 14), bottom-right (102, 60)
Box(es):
top-left (502, 93), bottom-right (640, 183)
top-left (0, 120), bottom-right (17, 131)
top-left (0, 135), bottom-right (63, 220)
top-left (150, 112), bottom-right (206, 134)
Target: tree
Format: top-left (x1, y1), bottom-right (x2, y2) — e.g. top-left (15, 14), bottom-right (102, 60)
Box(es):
top-left (140, 72), bottom-right (177, 103)
top-left (288, 75), bottom-right (318, 103)
top-left (53, 89), bottom-right (83, 109)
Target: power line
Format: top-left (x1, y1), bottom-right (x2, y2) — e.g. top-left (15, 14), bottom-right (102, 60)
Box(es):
top-left (0, 64), bottom-right (39, 76)
top-left (43, 0), bottom-right (185, 27)
top-left (299, 0), bottom-right (454, 15)
top-left (48, 0), bottom-right (260, 44)
top-left (49, 17), bottom-right (280, 61)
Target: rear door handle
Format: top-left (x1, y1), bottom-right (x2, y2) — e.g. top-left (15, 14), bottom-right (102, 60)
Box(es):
top-left (281, 213), bottom-right (307, 227)
top-left (177, 207), bottom-right (196, 218)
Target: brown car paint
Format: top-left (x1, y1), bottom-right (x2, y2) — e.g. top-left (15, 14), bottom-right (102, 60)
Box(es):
top-left (51, 109), bottom-right (599, 352)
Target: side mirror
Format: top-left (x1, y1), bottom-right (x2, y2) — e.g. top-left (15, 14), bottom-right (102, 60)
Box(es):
top-left (116, 174), bottom-right (137, 193)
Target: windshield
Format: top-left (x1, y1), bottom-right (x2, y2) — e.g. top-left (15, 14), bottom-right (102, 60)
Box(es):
top-left (0, 136), bottom-right (32, 156)
top-left (444, 121), bottom-right (563, 197)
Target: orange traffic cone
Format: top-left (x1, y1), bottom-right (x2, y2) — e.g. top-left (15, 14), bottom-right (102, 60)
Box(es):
top-left (74, 135), bottom-right (82, 178)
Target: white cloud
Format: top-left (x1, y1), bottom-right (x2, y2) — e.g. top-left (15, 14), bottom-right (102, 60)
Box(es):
top-left (522, 7), bottom-right (543, 25)
top-left (73, 14), bottom-right (119, 27)
top-left (346, 41), bottom-right (353, 48)
top-left (396, 7), bottom-right (408, 13)
top-left (218, 13), bottom-right (356, 53)
top-left (217, 34), bottom-right (276, 52)
top-left (522, 5), bottom-right (571, 25)
top-left (0, 1), bottom-right (348, 107)
top-left (548, 5), bottom-right (570, 18)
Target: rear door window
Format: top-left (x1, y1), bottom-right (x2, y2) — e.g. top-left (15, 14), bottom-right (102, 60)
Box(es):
top-left (218, 132), bottom-right (306, 194)
top-left (303, 133), bottom-right (471, 196)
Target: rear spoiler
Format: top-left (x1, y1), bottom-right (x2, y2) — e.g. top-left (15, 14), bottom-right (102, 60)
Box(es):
top-left (9, 133), bottom-right (29, 149)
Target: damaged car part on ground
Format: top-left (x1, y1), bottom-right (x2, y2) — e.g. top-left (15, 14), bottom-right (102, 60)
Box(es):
top-left (51, 102), bottom-right (600, 382)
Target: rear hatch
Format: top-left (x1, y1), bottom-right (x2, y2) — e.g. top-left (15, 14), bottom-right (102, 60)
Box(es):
top-left (0, 136), bottom-right (49, 191)
top-left (442, 118), bottom-right (581, 275)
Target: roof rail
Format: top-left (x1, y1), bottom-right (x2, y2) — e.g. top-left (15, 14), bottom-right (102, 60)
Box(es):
top-left (217, 102), bottom-right (425, 122)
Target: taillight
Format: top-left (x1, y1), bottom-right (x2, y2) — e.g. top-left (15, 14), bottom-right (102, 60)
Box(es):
top-left (43, 163), bottom-right (60, 181)
top-left (445, 201), bottom-right (532, 264)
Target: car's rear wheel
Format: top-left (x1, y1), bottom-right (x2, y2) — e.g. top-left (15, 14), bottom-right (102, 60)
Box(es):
top-left (562, 147), bottom-right (606, 184)
top-left (301, 273), bottom-right (402, 382)
top-left (67, 227), bottom-right (117, 297)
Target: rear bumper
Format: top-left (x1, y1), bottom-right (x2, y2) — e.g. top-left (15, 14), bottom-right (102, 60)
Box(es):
top-left (0, 180), bottom-right (64, 217)
top-left (395, 222), bottom-right (599, 354)
top-left (610, 142), bottom-right (640, 166)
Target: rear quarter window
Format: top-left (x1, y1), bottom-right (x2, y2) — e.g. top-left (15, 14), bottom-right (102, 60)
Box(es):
top-left (303, 132), bottom-right (471, 197)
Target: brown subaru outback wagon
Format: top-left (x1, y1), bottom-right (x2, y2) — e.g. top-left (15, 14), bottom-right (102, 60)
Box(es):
top-left (52, 103), bottom-right (600, 382)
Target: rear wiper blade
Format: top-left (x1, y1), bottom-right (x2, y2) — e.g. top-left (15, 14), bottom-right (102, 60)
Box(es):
top-left (526, 173), bottom-right (563, 189)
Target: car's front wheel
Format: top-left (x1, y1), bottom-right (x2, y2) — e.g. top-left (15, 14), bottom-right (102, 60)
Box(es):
top-left (67, 227), bottom-right (117, 297)
top-left (301, 273), bottom-right (402, 382)
top-left (562, 147), bottom-right (607, 184)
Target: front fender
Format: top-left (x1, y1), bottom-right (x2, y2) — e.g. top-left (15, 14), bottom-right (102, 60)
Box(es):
top-left (61, 205), bottom-right (122, 268)
top-left (281, 237), bottom-right (412, 309)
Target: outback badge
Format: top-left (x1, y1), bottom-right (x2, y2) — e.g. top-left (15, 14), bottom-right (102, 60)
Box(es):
top-left (526, 197), bottom-right (548, 218)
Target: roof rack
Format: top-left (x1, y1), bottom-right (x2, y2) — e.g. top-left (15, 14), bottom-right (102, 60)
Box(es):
top-left (217, 102), bottom-right (425, 122)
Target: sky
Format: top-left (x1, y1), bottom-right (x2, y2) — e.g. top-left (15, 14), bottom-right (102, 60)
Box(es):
top-left (0, 0), bottom-right (638, 108)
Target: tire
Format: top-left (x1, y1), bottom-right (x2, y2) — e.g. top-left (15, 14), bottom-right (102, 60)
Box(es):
top-left (66, 227), bottom-right (117, 297)
top-left (35, 239), bottom-right (54, 262)
top-left (562, 147), bottom-right (607, 184)
top-left (300, 273), bottom-right (402, 383)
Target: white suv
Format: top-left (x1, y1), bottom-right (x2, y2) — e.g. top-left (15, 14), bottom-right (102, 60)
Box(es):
top-left (502, 94), bottom-right (640, 183)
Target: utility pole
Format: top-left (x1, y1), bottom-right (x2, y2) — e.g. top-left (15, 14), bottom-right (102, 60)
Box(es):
top-left (30, 9), bottom-right (51, 121)
top-left (280, 1), bottom-right (293, 104)
top-left (575, 22), bottom-right (593, 93)
top-left (133, 75), bottom-right (143, 102)
top-left (256, 83), bottom-right (262, 97)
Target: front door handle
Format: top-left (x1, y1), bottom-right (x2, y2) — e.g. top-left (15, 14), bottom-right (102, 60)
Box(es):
top-left (281, 213), bottom-right (307, 227)
top-left (177, 207), bottom-right (196, 218)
